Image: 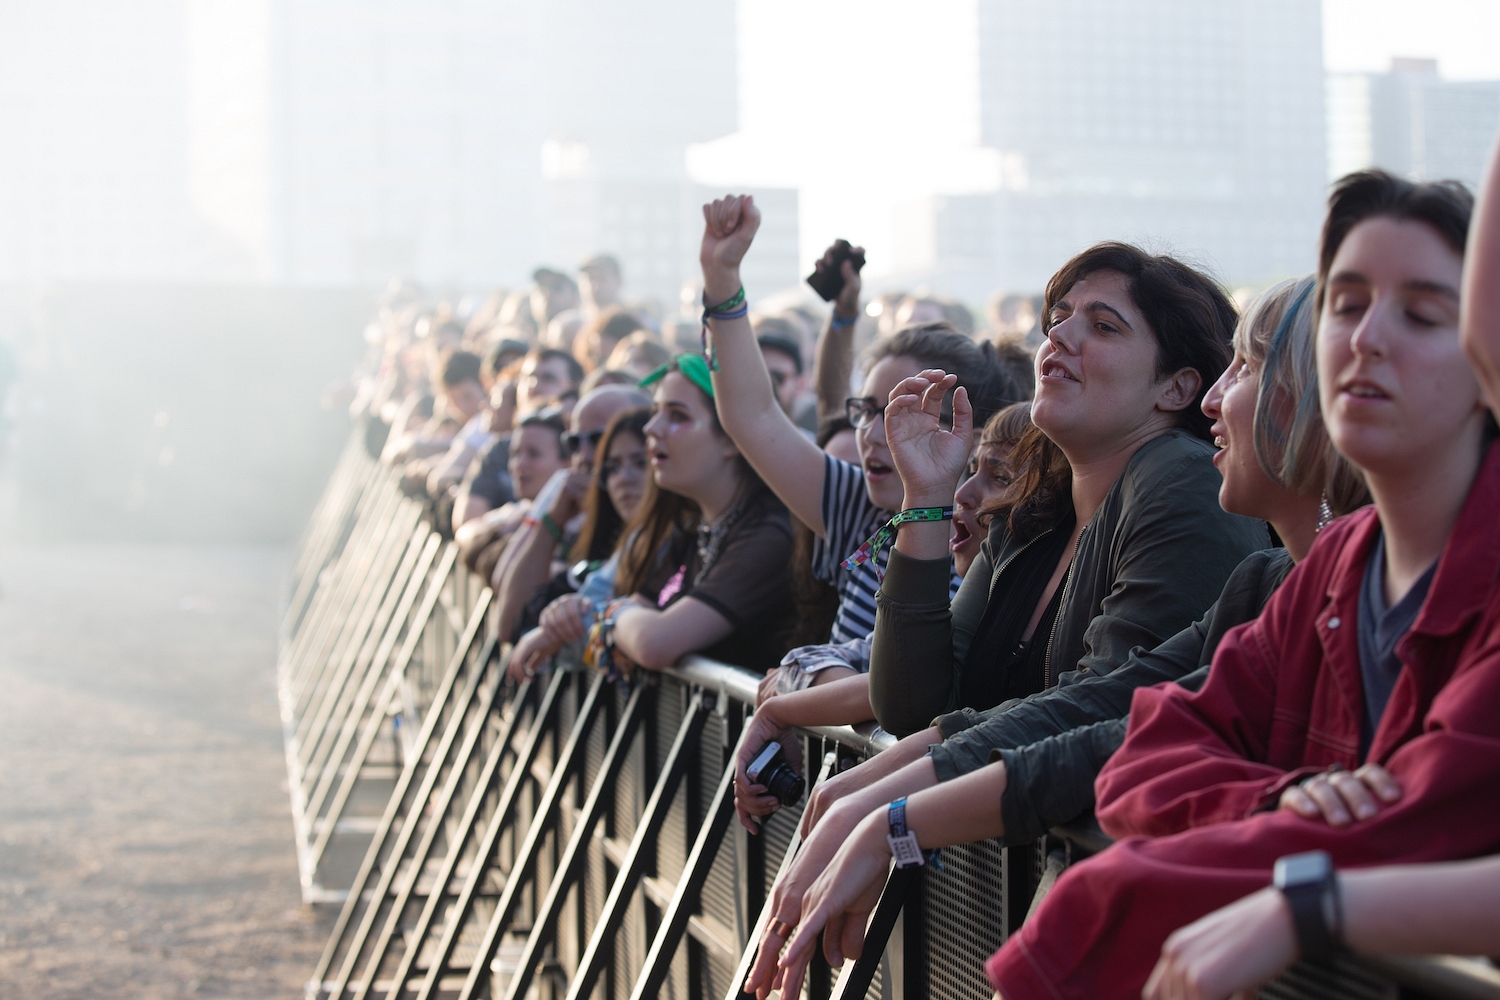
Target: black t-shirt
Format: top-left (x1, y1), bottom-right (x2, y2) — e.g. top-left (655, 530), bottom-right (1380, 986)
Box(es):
top-left (465, 435), bottom-right (514, 508)
top-left (637, 492), bottom-right (795, 674)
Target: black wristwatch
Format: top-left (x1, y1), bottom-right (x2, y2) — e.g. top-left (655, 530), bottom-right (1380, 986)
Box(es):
top-left (1273, 850), bottom-right (1343, 961)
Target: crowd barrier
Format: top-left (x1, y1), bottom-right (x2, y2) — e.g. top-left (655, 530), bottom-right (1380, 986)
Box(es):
top-left (279, 428), bottom-right (1500, 1000)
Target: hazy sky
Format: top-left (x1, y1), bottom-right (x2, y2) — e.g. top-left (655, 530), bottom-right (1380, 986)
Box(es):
top-left (691, 0), bottom-right (1500, 276)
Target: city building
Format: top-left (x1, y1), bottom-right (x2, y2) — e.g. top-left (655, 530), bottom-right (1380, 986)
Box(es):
top-left (1327, 58), bottom-right (1500, 190)
top-left (893, 0), bottom-right (1328, 301)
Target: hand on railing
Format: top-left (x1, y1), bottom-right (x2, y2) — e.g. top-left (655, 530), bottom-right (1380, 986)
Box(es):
top-left (743, 798), bottom-right (870, 998)
top-left (733, 706), bottom-right (805, 834)
top-left (508, 628), bottom-right (555, 681)
top-left (1143, 886), bottom-right (1297, 1000)
top-left (885, 369), bottom-right (973, 508)
top-left (800, 726), bottom-right (939, 836)
top-left (776, 807), bottom-right (892, 995)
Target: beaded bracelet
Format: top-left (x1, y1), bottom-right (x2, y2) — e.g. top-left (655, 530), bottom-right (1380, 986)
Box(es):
top-left (841, 506), bottom-right (954, 578)
top-left (700, 287), bottom-right (748, 371)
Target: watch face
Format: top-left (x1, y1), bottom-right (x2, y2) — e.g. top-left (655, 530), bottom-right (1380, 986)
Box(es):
top-left (1275, 850), bottom-right (1332, 888)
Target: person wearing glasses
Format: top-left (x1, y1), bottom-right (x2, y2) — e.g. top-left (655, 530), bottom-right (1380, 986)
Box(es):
top-left (493, 385), bottom-right (649, 643)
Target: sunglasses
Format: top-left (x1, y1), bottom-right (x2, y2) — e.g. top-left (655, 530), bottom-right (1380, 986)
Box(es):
top-left (562, 428), bottom-right (605, 453)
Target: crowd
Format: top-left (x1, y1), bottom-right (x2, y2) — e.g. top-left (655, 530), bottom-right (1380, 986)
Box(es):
top-left (346, 133), bottom-right (1500, 999)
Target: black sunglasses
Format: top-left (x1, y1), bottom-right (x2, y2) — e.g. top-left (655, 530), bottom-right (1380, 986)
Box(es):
top-left (562, 428), bottom-right (605, 453)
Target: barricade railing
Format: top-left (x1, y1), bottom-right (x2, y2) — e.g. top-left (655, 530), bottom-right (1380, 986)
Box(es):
top-left (280, 428), bottom-right (1500, 1000)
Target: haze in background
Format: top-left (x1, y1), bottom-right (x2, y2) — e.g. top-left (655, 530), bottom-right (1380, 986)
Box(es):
top-left (0, 0), bottom-right (1497, 543)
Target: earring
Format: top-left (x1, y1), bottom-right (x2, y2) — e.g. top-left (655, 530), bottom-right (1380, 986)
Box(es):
top-left (1316, 494), bottom-right (1334, 534)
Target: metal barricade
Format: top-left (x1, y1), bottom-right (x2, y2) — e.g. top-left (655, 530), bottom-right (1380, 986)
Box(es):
top-left (281, 428), bottom-right (1500, 1000)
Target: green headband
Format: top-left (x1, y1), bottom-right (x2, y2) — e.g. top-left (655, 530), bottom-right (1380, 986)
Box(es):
top-left (639, 352), bottom-right (715, 400)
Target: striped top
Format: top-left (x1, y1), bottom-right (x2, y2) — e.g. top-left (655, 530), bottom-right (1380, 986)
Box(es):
top-left (812, 455), bottom-right (961, 645)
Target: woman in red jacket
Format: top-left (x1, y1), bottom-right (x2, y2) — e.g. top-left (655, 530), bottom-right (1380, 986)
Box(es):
top-left (987, 170), bottom-right (1500, 1000)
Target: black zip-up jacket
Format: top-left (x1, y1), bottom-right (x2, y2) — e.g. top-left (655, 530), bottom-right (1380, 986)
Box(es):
top-left (869, 430), bottom-right (1268, 736)
top-left (929, 546), bottom-right (1294, 845)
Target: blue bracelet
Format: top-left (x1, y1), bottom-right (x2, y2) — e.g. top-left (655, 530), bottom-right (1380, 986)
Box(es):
top-left (830, 311), bottom-right (857, 330)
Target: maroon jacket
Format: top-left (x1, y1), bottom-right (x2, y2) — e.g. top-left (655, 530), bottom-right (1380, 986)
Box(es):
top-left (987, 441), bottom-right (1500, 1000)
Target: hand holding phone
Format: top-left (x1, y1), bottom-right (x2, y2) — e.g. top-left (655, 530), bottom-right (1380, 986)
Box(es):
top-left (807, 240), bottom-right (867, 303)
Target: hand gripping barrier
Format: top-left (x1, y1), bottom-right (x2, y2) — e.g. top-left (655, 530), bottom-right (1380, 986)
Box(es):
top-left (281, 427), bottom-right (1500, 1000)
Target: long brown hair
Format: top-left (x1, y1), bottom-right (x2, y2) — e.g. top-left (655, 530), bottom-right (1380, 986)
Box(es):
top-left (613, 362), bottom-right (774, 596)
top-left (571, 406), bottom-right (650, 563)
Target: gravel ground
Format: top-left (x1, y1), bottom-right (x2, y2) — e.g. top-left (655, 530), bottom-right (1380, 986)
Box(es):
top-left (0, 544), bottom-right (332, 998)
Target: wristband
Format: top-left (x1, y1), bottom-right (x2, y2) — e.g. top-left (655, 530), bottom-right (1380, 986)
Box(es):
top-left (700, 286), bottom-right (747, 372)
top-left (842, 506), bottom-right (954, 578)
top-left (539, 511), bottom-right (565, 544)
top-left (886, 798), bottom-right (925, 868)
top-left (830, 311), bottom-right (858, 330)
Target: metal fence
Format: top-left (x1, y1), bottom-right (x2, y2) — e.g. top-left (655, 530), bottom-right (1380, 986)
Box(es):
top-left (279, 430), bottom-right (1500, 1000)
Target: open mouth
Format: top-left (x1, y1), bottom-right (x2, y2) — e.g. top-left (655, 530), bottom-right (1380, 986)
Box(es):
top-left (864, 459), bottom-right (893, 477)
top-left (1040, 361), bottom-right (1079, 383)
top-left (1342, 381), bottom-right (1389, 400)
top-left (950, 517), bottom-right (974, 552)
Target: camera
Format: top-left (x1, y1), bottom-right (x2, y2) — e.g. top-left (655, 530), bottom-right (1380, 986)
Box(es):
top-left (806, 239), bottom-right (867, 302)
top-left (746, 740), bottom-right (805, 807)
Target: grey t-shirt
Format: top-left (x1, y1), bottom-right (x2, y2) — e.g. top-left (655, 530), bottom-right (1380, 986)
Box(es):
top-left (1357, 531), bottom-right (1436, 754)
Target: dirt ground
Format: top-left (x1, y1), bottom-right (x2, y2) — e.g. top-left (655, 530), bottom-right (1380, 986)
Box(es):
top-left (0, 544), bottom-right (333, 998)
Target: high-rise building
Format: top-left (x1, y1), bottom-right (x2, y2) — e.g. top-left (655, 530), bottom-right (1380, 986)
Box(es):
top-left (1327, 59), bottom-right (1500, 191)
top-left (894, 0), bottom-right (1327, 299)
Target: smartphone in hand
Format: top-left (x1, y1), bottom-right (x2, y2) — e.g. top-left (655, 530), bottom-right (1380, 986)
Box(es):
top-left (806, 240), bottom-right (867, 302)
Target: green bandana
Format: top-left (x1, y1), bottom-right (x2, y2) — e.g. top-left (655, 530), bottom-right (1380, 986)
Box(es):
top-left (639, 353), bottom-right (715, 400)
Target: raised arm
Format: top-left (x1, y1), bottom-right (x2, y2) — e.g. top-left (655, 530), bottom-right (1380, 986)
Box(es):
top-left (701, 195), bottom-right (830, 535)
top-left (1462, 133), bottom-right (1500, 408)
top-left (814, 254), bottom-right (863, 422)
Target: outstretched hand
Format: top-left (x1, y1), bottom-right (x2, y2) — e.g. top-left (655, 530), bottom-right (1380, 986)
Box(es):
top-left (700, 195), bottom-right (761, 290)
top-left (884, 369), bottom-right (974, 505)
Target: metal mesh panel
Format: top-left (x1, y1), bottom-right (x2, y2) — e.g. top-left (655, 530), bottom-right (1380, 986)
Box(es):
top-left (760, 803), bottom-right (801, 901)
top-left (1258, 956), bottom-right (1398, 1000)
top-left (921, 839), bottom-right (1006, 1000)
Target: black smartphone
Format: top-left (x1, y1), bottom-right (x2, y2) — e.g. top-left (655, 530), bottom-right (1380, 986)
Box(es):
top-left (806, 240), bottom-right (867, 302)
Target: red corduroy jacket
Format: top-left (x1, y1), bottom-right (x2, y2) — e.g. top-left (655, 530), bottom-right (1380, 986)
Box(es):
top-left (987, 441), bottom-right (1500, 1000)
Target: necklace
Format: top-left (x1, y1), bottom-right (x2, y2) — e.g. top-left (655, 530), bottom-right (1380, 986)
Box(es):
top-left (696, 491), bottom-right (751, 580)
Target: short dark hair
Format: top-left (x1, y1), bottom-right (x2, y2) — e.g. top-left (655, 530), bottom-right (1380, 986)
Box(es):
top-left (441, 350), bottom-right (483, 388)
top-left (1317, 169), bottom-right (1474, 314)
top-left (530, 346), bottom-right (586, 389)
top-left (485, 339), bottom-right (530, 381)
top-left (867, 322), bottom-right (1023, 431)
top-left (757, 333), bottom-right (804, 374)
top-left (517, 409), bottom-right (568, 454)
top-left (1042, 242), bottom-right (1236, 442)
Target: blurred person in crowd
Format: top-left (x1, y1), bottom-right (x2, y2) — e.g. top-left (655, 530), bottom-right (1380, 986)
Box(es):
top-left (605, 331), bottom-right (672, 378)
top-left (384, 349), bottom-right (486, 465)
top-left (580, 367), bottom-right (641, 394)
top-left (498, 289), bottom-right (539, 341)
top-left (578, 253), bottom-right (623, 319)
top-left (423, 339), bottom-right (528, 499)
top-left (896, 294), bottom-right (975, 337)
top-left (987, 291), bottom-right (1044, 346)
top-left (542, 310), bottom-right (585, 353)
top-left (574, 306), bottom-right (648, 372)
top-left (530, 268), bottom-right (580, 330)
top-left (507, 406), bottom-right (653, 679)
top-left (992, 334), bottom-right (1036, 398)
top-left (584, 355), bottom-right (796, 676)
top-left (492, 385), bottom-right (650, 642)
top-left (753, 318), bottom-right (815, 431)
top-left (753, 276), bottom-right (1366, 998)
top-left (452, 406), bottom-right (566, 583)
top-left (982, 171), bottom-right (1500, 1000)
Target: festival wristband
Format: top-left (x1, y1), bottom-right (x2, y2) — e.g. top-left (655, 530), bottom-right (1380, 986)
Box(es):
top-left (887, 797), bottom-right (925, 869)
top-left (830, 311), bottom-right (858, 330)
top-left (699, 286), bottom-right (747, 371)
top-left (539, 512), bottom-right (565, 544)
top-left (841, 506), bottom-right (955, 576)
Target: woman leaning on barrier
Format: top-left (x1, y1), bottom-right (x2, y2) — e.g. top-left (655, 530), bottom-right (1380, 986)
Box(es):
top-left (506, 406), bottom-right (650, 679)
top-left (750, 272), bottom-right (1369, 999)
top-left (983, 171), bottom-right (1500, 1000)
top-left (571, 354), bottom-right (796, 677)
